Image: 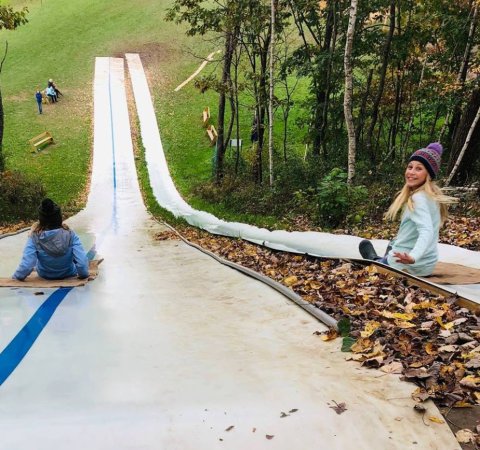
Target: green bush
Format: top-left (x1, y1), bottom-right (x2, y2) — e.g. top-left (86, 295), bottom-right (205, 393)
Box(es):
top-left (0, 170), bottom-right (46, 224)
top-left (315, 168), bottom-right (368, 227)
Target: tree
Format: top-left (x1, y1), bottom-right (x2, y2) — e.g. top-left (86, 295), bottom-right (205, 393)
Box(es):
top-left (364, 0), bottom-right (396, 164)
top-left (288, 0), bottom-right (339, 157)
top-left (166, 0), bottom-right (241, 182)
top-left (344, 0), bottom-right (358, 184)
top-left (268, 0), bottom-right (276, 186)
top-left (446, 87), bottom-right (480, 185)
top-left (0, 5), bottom-right (28, 172)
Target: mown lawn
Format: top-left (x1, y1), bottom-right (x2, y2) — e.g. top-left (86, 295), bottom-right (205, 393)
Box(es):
top-left (1, 0), bottom-right (310, 226)
top-left (0, 0), bottom-right (200, 210)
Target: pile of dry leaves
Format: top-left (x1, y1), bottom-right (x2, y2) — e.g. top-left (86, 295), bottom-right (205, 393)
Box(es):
top-left (161, 227), bottom-right (480, 446)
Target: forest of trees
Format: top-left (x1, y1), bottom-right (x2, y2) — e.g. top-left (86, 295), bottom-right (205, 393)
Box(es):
top-left (167, 0), bottom-right (480, 195)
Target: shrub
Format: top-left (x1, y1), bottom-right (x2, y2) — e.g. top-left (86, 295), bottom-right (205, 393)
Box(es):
top-left (0, 170), bottom-right (46, 224)
top-left (315, 168), bottom-right (368, 227)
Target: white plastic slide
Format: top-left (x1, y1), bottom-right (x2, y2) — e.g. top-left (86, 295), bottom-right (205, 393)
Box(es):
top-left (0, 57), bottom-right (460, 449)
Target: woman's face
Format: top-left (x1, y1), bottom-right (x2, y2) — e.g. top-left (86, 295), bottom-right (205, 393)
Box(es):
top-left (405, 160), bottom-right (428, 189)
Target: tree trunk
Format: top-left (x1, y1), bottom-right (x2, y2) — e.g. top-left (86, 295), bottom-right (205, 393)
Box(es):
top-left (344, 0), bottom-right (358, 184)
top-left (216, 31), bottom-right (236, 183)
top-left (402, 55), bottom-right (427, 158)
top-left (438, 3), bottom-right (478, 142)
top-left (254, 33), bottom-right (271, 184)
top-left (446, 88), bottom-right (480, 185)
top-left (268, 0), bottom-right (275, 187)
top-left (356, 68), bottom-right (373, 147)
top-left (365, 0), bottom-right (395, 164)
top-left (389, 66), bottom-right (404, 159)
top-left (320, 0), bottom-right (337, 158)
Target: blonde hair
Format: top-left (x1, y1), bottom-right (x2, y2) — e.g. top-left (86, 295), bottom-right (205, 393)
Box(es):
top-left (385, 177), bottom-right (457, 224)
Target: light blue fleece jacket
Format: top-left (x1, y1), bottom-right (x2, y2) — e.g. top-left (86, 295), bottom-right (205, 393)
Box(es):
top-left (386, 191), bottom-right (440, 277)
top-left (13, 228), bottom-right (89, 281)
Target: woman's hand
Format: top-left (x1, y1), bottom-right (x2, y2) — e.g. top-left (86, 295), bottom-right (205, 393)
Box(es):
top-left (393, 252), bottom-right (415, 264)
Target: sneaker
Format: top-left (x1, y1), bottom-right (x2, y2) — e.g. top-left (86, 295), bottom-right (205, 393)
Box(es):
top-left (359, 239), bottom-right (379, 260)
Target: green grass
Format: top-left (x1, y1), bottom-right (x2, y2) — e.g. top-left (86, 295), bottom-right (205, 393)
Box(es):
top-left (0, 0), bottom-right (200, 209)
top-left (0, 0), bottom-right (311, 226)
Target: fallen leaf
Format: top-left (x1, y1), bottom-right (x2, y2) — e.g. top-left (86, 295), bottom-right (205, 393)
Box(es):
top-left (428, 416), bottom-right (444, 424)
top-left (225, 425), bottom-right (234, 432)
top-left (329, 401), bottom-right (347, 415)
top-left (395, 320), bottom-right (416, 329)
top-left (283, 275), bottom-right (298, 286)
top-left (436, 317), bottom-right (455, 330)
top-left (380, 362), bottom-right (403, 374)
top-left (341, 336), bottom-right (356, 352)
top-left (411, 388), bottom-right (430, 402)
top-left (453, 401), bottom-right (473, 408)
top-left (360, 321), bottom-right (381, 338)
top-left (321, 328), bottom-right (339, 341)
top-left (460, 376), bottom-right (480, 388)
top-left (424, 342), bottom-right (438, 355)
top-left (465, 358), bottom-right (480, 369)
top-left (456, 429), bottom-right (474, 444)
top-left (382, 311), bottom-right (416, 321)
top-left (351, 338), bottom-right (373, 353)
top-left (438, 345), bottom-right (458, 353)
top-left (289, 408), bottom-right (298, 413)
top-left (337, 318), bottom-right (351, 337)
top-left (280, 412), bottom-right (288, 418)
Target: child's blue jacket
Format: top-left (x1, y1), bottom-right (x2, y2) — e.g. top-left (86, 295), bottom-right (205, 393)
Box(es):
top-left (13, 228), bottom-right (89, 281)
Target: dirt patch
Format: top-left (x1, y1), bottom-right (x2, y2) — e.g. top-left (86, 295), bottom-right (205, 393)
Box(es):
top-left (113, 42), bottom-right (179, 89)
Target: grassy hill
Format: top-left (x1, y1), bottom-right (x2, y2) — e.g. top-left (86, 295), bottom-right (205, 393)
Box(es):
top-left (0, 0), bottom-right (213, 211)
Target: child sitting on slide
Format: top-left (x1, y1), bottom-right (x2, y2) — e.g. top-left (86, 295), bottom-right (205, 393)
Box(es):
top-left (359, 143), bottom-right (456, 277)
top-left (12, 199), bottom-right (89, 281)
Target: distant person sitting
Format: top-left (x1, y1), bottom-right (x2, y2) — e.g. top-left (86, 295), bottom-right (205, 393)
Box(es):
top-left (12, 198), bottom-right (89, 281)
top-left (46, 85), bottom-right (57, 103)
top-left (48, 78), bottom-right (63, 98)
top-left (35, 90), bottom-right (43, 114)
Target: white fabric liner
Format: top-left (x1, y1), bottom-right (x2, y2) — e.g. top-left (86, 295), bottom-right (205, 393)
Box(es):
top-left (126, 53), bottom-right (480, 304)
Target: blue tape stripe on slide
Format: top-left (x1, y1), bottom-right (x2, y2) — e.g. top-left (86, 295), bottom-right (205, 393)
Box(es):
top-left (0, 287), bottom-right (73, 386)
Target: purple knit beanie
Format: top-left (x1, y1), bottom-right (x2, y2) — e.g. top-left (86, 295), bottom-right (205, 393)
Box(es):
top-left (409, 142), bottom-right (443, 179)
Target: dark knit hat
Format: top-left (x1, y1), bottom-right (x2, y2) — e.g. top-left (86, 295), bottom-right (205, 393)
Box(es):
top-left (38, 198), bottom-right (62, 228)
top-left (409, 142), bottom-right (443, 179)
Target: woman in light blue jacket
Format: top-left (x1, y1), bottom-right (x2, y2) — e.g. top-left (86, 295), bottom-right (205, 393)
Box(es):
top-left (12, 199), bottom-right (89, 281)
top-left (359, 143), bottom-right (456, 277)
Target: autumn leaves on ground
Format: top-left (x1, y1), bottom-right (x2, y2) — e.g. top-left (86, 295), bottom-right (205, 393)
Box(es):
top-left (156, 225), bottom-right (480, 448)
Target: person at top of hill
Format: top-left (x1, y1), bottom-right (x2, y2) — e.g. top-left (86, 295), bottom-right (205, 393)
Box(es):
top-left (48, 78), bottom-right (63, 98)
top-left (12, 199), bottom-right (89, 281)
top-left (46, 84), bottom-right (57, 103)
top-left (358, 143), bottom-right (457, 277)
top-left (35, 89), bottom-right (43, 114)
